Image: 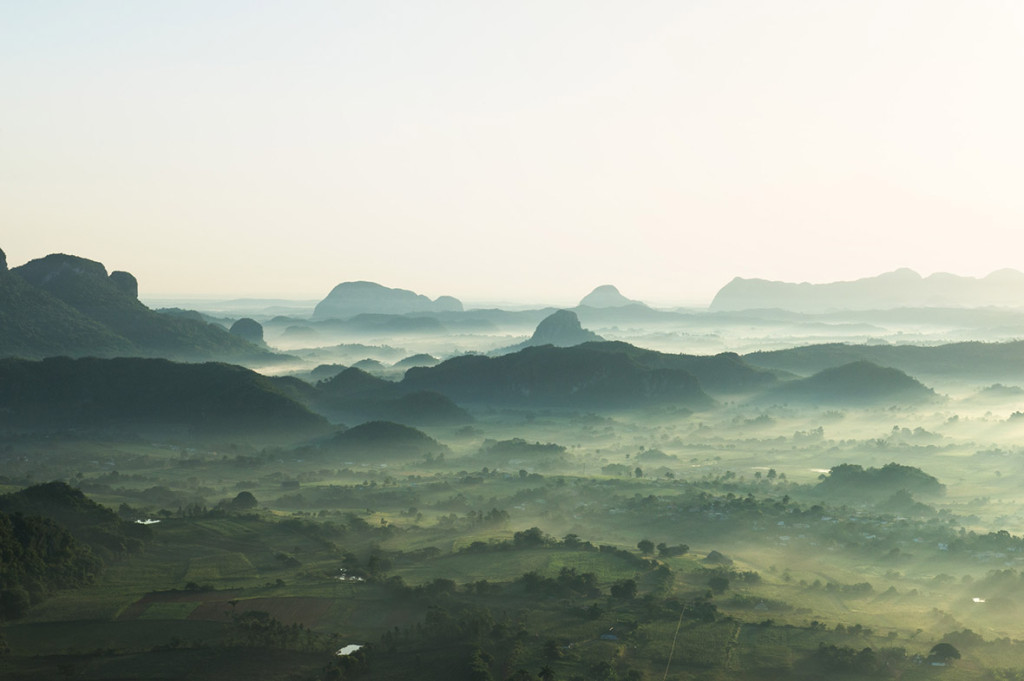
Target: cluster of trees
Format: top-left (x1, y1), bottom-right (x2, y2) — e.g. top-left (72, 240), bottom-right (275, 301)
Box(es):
top-left (813, 643), bottom-right (908, 675)
top-left (520, 568), bottom-right (601, 598)
top-left (230, 610), bottom-right (343, 653)
top-left (636, 538), bottom-right (689, 557)
top-left (817, 462), bottom-right (945, 498)
top-left (812, 642), bottom-right (960, 675)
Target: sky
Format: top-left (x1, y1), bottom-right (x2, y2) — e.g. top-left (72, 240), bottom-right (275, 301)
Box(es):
top-left (3, 1), bottom-right (1024, 307)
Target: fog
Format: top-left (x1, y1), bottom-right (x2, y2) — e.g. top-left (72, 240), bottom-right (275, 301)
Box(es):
top-left (8, 272), bottom-right (1024, 678)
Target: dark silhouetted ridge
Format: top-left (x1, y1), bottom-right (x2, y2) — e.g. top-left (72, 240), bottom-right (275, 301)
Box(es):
top-left (0, 356), bottom-right (330, 441)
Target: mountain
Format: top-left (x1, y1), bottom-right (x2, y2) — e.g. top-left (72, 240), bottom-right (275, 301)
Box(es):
top-left (745, 340), bottom-right (1024, 382)
top-left (490, 310), bottom-right (604, 355)
top-left (710, 269), bottom-right (1024, 312)
top-left (579, 285), bottom-right (642, 308)
top-left (756, 361), bottom-right (937, 406)
top-left (0, 356), bottom-right (331, 441)
top-left (312, 281), bottom-right (463, 320)
top-left (527, 310), bottom-right (603, 347)
top-left (402, 344), bottom-right (713, 409)
top-left (2, 251), bottom-right (281, 362)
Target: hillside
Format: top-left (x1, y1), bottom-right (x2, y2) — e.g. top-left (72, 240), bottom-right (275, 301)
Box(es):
top-left (756, 361), bottom-right (937, 406)
top-left (2, 252), bottom-right (282, 362)
top-left (0, 357), bottom-right (331, 441)
top-left (402, 344), bottom-right (713, 409)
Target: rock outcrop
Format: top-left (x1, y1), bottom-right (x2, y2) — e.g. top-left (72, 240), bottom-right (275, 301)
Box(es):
top-left (108, 271), bottom-right (138, 298)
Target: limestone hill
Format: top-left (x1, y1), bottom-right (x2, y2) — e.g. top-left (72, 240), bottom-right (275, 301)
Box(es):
top-left (2, 251), bottom-right (280, 362)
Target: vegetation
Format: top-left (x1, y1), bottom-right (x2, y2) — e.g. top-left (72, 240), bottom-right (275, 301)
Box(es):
top-left (6, 254), bottom-right (1024, 678)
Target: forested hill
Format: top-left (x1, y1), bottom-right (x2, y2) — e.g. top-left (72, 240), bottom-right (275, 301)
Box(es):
top-left (0, 357), bottom-right (331, 441)
top-left (401, 344), bottom-right (714, 409)
top-left (0, 482), bottom-right (147, 621)
top-left (1, 251), bottom-right (282, 362)
top-left (755, 361), bottom-right (937, 406)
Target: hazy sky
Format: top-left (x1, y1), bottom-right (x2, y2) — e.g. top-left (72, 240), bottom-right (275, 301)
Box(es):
top-left (4, 1), bottom-right (1024, 306)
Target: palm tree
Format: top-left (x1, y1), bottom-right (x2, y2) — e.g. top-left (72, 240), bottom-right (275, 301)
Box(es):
top-left (538, 665), bottom-right (555, 681)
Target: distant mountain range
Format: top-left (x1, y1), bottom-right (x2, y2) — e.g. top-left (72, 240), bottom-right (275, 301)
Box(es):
top-left (710, 268), bottom-right (1024, 312)
top-left (0, 250), bottom-right (282, 362)
top-left (312, 281), bottom-right (463, 320)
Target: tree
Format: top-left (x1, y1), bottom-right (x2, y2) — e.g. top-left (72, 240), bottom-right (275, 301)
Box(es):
top-left (637, 539), bottom-right (654, 555)
top-left (231, 491), bottom-right (258, 509)
top-left (657, 542), bottom-right (689, 557)
top-left (467, 646), bottom-right (493, 681)
top-left (928, 642), bottom-right (961, 664)
top-left (610, 579), bottom-right (637, 600)
top-left (708, 575), bottom-right (729, 594)
top-left (634, 466), bottom-right (643, 478)
top-left (538, 665), bottom-right (555, 681)
top-left (513, 527), bottom-right (548, 547)
top-left (0, 587), bottom-right (31, 620)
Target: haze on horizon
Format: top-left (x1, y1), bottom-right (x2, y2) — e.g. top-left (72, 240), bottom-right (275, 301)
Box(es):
top-left (4, 1), bottom-right (1024, 306)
